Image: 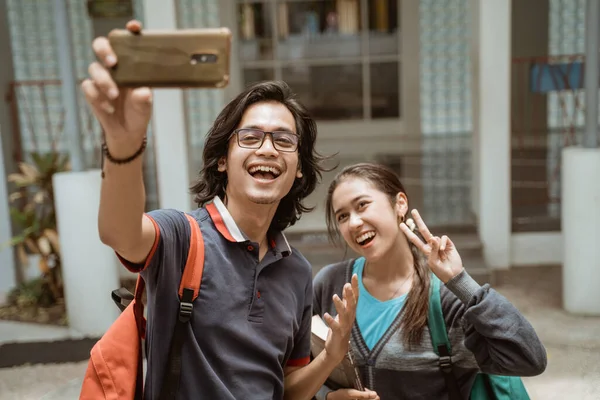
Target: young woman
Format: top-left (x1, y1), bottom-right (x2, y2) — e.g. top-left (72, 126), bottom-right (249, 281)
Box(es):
top-left (313, 163), bottom-right (547, 400)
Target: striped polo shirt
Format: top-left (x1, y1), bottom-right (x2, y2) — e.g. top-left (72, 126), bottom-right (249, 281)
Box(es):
top-left (118, 196), bottom-right (313, 399)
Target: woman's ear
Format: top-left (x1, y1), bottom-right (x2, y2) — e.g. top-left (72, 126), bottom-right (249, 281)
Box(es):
top-left (217, 157), bottom-right (227, 172)
top-left (395, 192), bottom-right (409, 220)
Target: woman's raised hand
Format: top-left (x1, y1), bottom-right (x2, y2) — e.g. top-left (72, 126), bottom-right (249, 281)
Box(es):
top-left (400, 209), bottom-right (464, 283)
top-left (323, 274), bottom-right (359, 364)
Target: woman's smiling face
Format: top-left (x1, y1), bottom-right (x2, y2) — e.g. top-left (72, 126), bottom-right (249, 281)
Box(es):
top-left (332, 177), bottom-right (407, 262)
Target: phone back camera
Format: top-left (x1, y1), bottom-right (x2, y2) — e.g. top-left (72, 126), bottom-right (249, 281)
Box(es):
top-left (190, 53), bottom-right (218, 65)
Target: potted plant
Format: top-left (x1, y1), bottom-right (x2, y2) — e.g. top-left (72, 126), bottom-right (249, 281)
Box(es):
top-left (0, 151), bottom-right (70, 324)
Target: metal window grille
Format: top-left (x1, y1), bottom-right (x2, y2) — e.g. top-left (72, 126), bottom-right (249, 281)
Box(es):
top-left (7, 0), bottom-right (160, 211)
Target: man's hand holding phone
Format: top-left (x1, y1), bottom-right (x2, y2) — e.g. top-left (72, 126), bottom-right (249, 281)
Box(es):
top-left (82, 20), bottom-right (151, 158)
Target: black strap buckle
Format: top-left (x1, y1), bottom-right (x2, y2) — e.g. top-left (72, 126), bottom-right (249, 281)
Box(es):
top-left (179, 301), bottom-right (193, 322)
top-left (111, 288), bottom-right (134, 312)
top-left (439, 355), bottom-right (453, 372)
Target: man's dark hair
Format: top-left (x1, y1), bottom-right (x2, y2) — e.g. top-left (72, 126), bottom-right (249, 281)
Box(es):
top-left (190, 80), bottom-right (328, 231)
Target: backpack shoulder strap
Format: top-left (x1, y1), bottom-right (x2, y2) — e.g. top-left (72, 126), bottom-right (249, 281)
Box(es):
top-left (428, 274), bottom-right (450, 354)
top-left (177, 213), bottom-right (206, 317)
top-left (344, 258), bottom-right (357, 282)
top-left (159, 213), bottom-right (205, 400)
top-left (428, 274), bottom-right (462, 400)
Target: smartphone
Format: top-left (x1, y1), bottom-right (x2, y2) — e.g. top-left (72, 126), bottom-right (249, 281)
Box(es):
top-left (107, 28), bottom-right (232, 89)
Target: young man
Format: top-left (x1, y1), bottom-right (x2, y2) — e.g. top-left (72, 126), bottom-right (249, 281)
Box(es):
top-left (82, 20), bottom-right (363, 400)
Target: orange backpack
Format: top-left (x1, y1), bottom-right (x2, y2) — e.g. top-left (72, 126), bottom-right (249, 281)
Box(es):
top-left (80, 214), bottom-right (205, 400)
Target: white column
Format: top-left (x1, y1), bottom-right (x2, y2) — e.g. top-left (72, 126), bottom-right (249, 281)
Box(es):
top-left (561, 0), bottom-right (600, 316)
top-left (142, 0), bottom-right (192, 211)
top-left (469, 0), bottom-right (480, 220)
top-left (0, 129), bottom-right (16, 305)
top-left (472, 0), bottom-right (512, 269)
top-left (54, 170), bottom-right (120, 336)
top-left (562, 148), bottom-right (600, 315)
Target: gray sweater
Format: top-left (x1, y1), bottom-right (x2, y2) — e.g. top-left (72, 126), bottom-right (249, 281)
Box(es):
top-left (313, 260), bottom-right (547, 400)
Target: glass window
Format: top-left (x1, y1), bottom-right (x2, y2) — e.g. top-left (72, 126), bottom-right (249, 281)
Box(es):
top-left (237, 2), bottom-right (274, 61)
top-left (367, 0), bottom-right (399, 55)
top-left (236, 0), bottom-right (402, 122)
top-left (282, 64), bottom-right (363, 120)
top-left (242, 68), bottom-right (275, 87)
top-left (277, 0), bottom-right (362, 60)
top-left (370, 62), bottom-right (400, 118)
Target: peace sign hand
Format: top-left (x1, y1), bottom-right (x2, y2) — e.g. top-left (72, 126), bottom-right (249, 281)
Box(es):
top-left (399, 209), bottom-right (464, 284)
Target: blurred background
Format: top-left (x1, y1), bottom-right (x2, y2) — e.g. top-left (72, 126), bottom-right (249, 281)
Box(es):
top-left (0, 0), bottom-right (599, 399)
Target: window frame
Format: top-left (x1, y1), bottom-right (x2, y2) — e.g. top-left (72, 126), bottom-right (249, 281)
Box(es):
top-left (222, 0), bottom-right (420, 142)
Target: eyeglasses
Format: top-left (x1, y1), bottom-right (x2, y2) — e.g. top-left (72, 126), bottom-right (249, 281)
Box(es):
top-left (231, 128), bottom-right (300, 153)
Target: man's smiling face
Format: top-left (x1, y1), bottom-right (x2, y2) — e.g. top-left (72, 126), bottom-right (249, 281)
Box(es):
top-left (218, 101), bottom-right (301, 207)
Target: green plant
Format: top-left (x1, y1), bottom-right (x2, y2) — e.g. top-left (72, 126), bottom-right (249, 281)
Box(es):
top-left (6, 151), bottom-right (70, 306)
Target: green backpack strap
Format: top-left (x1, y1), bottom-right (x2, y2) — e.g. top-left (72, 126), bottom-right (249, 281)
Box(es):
top-left (429, 274), bottom-right (531, 400)
top-left (428, 274), bottom-right (450, 355)
top-left (428, 274), bottom-right (463, 400)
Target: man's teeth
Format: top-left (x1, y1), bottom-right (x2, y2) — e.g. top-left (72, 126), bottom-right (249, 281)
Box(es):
top-left (356, 231), bottom-right (375, 244)
top-left (248, 165), bottom-right (281, 176)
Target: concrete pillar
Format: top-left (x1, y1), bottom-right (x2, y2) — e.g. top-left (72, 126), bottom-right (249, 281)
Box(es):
top-left (54, 170), bottom-right (120, 335)
top-left (142, 0), bottom-right (192, 211)
top-left (87, 0), bottom-right (132, 37)
top-left (562, 0), bottom-right (600, 316)
top-left (0, 0), bottom-right (17, 304)
top-left (401, 0), bottom-right (424, 215)
top-left (471, 0), bottom-right (512, 268)
top-left (469, 0), bottom-right (480, 219)
top-left (562, 148), bottom-right (600, 315)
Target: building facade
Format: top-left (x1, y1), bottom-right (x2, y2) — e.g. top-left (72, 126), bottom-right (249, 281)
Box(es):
top-left (0, 0), bottom-right (591, 299)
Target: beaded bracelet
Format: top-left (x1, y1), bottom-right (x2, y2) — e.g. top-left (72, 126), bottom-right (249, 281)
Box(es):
top-left (100, 137), bottom-right (147, 178)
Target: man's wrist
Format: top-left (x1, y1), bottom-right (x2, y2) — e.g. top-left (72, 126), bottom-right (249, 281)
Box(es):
top-left (103, 133), bottom-right (147, 159)
top-left (104, 136), bottom-right (147, 160)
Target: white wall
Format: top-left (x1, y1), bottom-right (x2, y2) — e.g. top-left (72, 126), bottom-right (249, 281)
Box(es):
top-left (511, 232), bottom-right (563, 266)
top-left (471, 0), bottom-right (512, 269)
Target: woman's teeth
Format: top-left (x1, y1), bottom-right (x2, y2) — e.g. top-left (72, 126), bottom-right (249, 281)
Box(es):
top-left (356, 231), bottom-right (375, 245)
